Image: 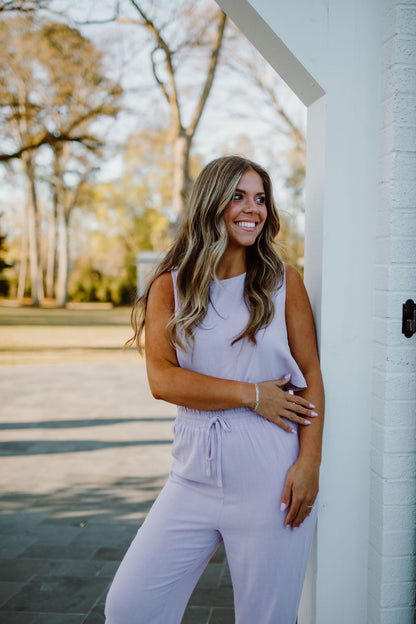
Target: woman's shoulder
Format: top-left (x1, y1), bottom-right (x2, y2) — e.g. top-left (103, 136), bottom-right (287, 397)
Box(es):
top-left (284, 263), bottom-right (302, 283)
top-left (152, 271), bottom-right (174, 288)
top-left (284, 263), bottom-right (310, 308)
top-left (148, 272), bottom-right (175, 308)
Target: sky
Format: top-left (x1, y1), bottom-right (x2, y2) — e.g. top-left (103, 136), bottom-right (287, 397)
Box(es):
top-left (49, 0), bottom-right (307, 188)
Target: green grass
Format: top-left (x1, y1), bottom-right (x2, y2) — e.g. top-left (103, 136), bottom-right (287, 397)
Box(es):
top-left (0, 305), bottom-right (132, 327)
top-left (0, 303), bottom-right (141, 366)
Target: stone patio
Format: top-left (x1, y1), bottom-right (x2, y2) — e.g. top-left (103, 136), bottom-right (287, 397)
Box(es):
top-left (0, 363), bottom-right (234, 624)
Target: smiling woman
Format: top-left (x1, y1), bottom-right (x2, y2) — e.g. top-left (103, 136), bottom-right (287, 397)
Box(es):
top-left (222, 169), bottom-right (267, 253)
top-left (129, 156), bottom-right (284, 350)
top-left (105, 155), bottom-right (324, 624)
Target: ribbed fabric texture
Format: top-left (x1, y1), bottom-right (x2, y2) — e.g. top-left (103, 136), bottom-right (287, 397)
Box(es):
top-left (171, 268), bottom-right (307, 392)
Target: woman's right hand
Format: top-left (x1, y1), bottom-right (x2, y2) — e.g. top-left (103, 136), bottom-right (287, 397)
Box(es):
top-left (255, 376), bottom-right (317, 433)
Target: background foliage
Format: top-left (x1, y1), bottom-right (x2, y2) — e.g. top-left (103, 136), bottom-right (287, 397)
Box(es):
top-left (0, 0), bottom-right (306, 306)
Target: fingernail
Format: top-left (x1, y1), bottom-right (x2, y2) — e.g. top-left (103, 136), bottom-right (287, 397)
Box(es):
top-left (284, 374), bottom-right (291, 380)
top-left (291, 428), bottom-right (296, 434)
top-left (280, 502), bottom-right (287, 511)
top-left (310, 411), bottom-right (318, 417)
top-left (309, 403), bottom-right (316, 408)
top-left (304, 419), bottom-right (311, 425)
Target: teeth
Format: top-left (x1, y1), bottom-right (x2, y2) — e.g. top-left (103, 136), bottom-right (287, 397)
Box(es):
top-left (236, 221), bottom-right (256, 229)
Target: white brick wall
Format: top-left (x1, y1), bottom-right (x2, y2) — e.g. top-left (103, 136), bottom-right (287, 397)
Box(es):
top-left (369, 0), bottom-right (416, 622)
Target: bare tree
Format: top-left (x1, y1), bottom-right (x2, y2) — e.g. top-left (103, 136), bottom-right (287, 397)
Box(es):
top-left (38, 21), bottom-right (121, 305)
top-left (118, 1), bottom-right (306, 217)
top-left (85, 0), bottom-right (228, 215)
top-left (52, 144), bottom-right (100, 306)
top-left (0, 16), bottom-right (122, 304)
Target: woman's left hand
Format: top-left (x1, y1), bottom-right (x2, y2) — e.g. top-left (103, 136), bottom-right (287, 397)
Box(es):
top-left (280, 458), bottom-right (320, 529)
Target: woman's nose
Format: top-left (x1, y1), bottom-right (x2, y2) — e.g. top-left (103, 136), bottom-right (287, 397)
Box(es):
top-left (245, 197), bottom-right (258, 211)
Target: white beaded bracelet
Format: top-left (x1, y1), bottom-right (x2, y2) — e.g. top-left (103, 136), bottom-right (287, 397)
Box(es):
top-left (253, 383), bottom-right (260, 412)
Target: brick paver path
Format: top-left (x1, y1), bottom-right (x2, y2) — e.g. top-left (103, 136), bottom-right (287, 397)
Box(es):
top-left (0, 363), bottom-right (234, 624)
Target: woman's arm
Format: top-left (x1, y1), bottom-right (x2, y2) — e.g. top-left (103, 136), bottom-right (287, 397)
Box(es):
top-left (144, 272), bottom-right (316, 429)
top-left (145, 272), bottom-right (254, 411)
top-left (280, 264), bottom-right (325, 528)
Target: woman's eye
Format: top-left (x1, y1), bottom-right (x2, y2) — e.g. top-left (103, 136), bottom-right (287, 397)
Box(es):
top-left (233, 193), bottom-right (243, 201)
top-left (256, 196), bottom-right (266, 204)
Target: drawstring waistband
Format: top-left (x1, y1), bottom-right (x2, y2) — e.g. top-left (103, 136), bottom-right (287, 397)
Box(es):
top-left (206, 415), bottom-right (231, 488)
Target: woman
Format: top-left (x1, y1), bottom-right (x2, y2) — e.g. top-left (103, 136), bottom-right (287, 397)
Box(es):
top-left (105, 155), bottom-right (324, 624)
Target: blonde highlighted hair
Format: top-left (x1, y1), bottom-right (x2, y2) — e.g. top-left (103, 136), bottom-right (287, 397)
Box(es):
top-left (129, 155), bottom-right (284, 351)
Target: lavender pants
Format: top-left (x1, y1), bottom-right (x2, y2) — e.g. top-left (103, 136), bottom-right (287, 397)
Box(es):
top-left (105, 409), bottom-right (317, 624)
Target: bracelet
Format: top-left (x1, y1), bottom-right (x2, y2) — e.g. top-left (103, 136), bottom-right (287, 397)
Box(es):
top-left (253, 383), bottom-right (260, 412)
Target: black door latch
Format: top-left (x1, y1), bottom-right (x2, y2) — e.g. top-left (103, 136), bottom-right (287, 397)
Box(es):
top-left (402, 299), bottom-right (416, 338)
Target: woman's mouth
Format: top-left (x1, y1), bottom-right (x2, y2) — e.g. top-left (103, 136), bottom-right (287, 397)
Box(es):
top-left (234, 221), bottom-right (257, 231)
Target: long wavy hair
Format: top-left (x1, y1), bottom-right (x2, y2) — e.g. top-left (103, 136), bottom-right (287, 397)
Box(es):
top-left (129, 155), bottom-right (284, 351)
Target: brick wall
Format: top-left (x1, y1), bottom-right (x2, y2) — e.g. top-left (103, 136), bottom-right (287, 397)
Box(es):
top-left (369, 1), bottom-right (416, 622)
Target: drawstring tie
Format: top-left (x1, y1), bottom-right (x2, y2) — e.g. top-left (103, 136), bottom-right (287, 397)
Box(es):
top-left (206, 415), bottom-right (231, 488)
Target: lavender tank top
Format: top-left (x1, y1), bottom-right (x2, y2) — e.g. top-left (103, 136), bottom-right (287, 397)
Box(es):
top-left (171, 268), bottom-right (306, 392)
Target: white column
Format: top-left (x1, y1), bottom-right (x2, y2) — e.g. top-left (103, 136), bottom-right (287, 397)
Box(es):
top-left (216, 1), bottom-right (385, 622)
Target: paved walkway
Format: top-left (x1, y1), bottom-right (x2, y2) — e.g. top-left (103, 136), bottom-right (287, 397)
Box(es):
top-left (0, 363), bottom-right (234, 624)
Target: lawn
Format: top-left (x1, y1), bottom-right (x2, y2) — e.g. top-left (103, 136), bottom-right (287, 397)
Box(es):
top-left (0, 303), bottom-right (143, 367)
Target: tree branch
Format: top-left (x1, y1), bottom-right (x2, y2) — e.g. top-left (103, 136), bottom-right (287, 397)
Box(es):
top-left (150, 47), bottom-right (170, 104)
top-left (64, 99), bottom-right (121, 137)
top-left (73, 0), bottom-right (121, 26)
top-left (65, 163), bottom-right (99, 218)
top-left (0, 0), bottom-right (48, 11)
top-left (188, 10), bottom-right (227, 138)
top-left (265, 87), bottom-right (305, 149)
top-left (0, 132), bottom-right (102, 162)
top-left (129, 0), bottom-right (181, 129)
top-left (248, 62), bottom-right (305, 149)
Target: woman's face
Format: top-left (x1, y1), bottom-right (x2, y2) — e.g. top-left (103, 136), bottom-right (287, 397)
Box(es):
top-left (223, 169), bottom-right (267, 250)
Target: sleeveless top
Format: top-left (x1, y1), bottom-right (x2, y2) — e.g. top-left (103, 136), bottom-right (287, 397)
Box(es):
top-left (171, 268), bottom-right (306, 393)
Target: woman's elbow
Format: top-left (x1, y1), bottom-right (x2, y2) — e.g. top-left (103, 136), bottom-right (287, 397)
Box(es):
top-left (146, 362), bottom-right (178, 402)
top-left (148, 379), bottom-right (164, 401)
top-left (147, 373), bottom-right (170, 402)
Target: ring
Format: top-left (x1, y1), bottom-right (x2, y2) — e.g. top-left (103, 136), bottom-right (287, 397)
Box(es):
top-left (306, 505), bottom-right (313, 508)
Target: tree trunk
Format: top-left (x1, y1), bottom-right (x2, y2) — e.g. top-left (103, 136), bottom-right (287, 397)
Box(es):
top-left (46, 203), bottom-right (57, 299)
top-left (46, 149), bottom-right (61, 299)
top-left (17, 203), bottom-right (28, 301)
top-left (172, 131), bottom-right (192, 215)
top-left (24, 155), bottom-right (44, 306)
top-left (56, 203), bottom-right (69, 307)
